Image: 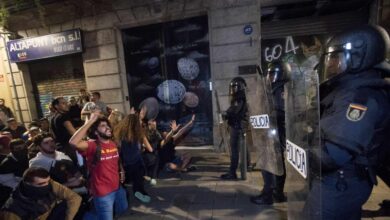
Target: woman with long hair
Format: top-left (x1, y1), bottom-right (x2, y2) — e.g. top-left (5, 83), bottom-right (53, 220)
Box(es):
top-left (113, 108), bottom-right (152, 203)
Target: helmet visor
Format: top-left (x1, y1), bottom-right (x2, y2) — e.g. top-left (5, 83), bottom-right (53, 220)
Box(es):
top-left (267, 71), bottom-right (280, 84)
top-left (229, 82), bottom-right (238, 96)
top-left (322, 51), bottom-right (349, 82)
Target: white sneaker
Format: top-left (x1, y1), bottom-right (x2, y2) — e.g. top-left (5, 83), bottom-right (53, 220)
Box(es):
top-left (150, 179), bottom-right (157, 186)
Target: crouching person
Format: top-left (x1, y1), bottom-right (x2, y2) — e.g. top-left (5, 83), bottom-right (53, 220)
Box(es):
top-left (69, 110), bottom-right (128, 220)
top-left (0, 166), bottom-right (81, 220)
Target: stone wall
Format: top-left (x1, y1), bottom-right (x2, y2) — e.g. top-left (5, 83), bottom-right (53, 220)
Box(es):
top-left (2, 0), bottom-right (263, 149)
top-left (0, 35), bottom-right (34, 125)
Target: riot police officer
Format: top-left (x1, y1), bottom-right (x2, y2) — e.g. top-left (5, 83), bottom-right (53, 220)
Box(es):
top-left (304, 25), bottom-right (390, 220)
top-left (220, 77), bottom-right (249, 180)
top-left (250, 62), bottom-right (288, 205)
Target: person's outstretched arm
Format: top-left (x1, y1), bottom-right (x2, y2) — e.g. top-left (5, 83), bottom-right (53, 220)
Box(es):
top-left (161, 120), bottom-right (181, 147)
top-left (172, 114), bottom-right (195, 142)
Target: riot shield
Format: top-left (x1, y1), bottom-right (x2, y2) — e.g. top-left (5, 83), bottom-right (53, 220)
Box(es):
top-left (247, 67), bottom-right (285, 176)
top-left (284, 56), bottom-right (321, 219)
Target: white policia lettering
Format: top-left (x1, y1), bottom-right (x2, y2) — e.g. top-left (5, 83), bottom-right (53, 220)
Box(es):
top-left (250, 114), bottom-right (270, 129)
top-left (286, 140), bottom-right (307, 179)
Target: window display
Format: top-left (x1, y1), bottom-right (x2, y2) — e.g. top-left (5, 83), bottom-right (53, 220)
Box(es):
top-left (122, 16), bottom-right (212, 146)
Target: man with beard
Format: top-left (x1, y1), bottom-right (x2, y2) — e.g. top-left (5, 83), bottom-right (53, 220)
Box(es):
top-left (51, 97), bottom-right (78, 164)
top-left (0, 166), bottom-right (81, 220)
top-left (29, 132), bottom-right (85, 189)
top-left (0, 139), bottom-right (29, 206)
top-left (69, 111), bottom-right (128, 220)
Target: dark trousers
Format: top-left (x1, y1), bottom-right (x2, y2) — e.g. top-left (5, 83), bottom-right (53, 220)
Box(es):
top-left (142, 152), bottom-right (159, 179)
top-left (229, 128), bottom-right (250, 174)
top-left (304, 173), bottom-right (373, 220)
top-left (124, 160), bottom-right (147, 195)
top-left (261, 149), bottom-right (286, 194)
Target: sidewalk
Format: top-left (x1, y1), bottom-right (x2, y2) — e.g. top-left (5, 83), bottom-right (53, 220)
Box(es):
top-left (118, 150), bottom-right (389, 220)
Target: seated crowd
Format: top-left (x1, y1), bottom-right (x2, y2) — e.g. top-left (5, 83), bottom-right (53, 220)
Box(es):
top-left (0, 92), bottom-right (196, 220)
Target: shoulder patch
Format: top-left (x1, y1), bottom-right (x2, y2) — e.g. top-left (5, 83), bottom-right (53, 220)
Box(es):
top-left (346, 103), bottom-right (367, 122)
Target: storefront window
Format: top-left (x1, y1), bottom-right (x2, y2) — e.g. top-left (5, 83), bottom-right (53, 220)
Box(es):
top-left (122, 16), bottom-right (213, 146)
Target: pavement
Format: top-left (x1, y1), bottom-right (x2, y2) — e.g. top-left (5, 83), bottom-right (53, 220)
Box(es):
top-left (118, 150), bottom-right (390, 220)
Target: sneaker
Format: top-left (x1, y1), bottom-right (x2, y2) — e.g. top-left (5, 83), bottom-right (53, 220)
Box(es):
top-left (150, 179), bottom-right (157, 186)
top-left (273, 192), bottom-right (287, 203)
top-left (220, 173), bottom-right (238, 180)
top-left (250, 193), bottom-right (273, 205)
top-left (134, 191), bottom-right (151, 203)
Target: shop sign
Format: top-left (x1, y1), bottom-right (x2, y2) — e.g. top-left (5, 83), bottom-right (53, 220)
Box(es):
top-left (7, 29), bottom-right (83, 62)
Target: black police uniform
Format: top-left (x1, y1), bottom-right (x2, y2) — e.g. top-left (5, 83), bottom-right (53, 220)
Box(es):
top-left (303, 25), bottom-right (390, 220)
top-left (265, 81), bottom-right (287, 198)
top-left (221, 77), bottom-right (249, 180)
top-left (305, 69), bottom-right (390, 220)
top-left (251, 65), bottom-right (287, 205)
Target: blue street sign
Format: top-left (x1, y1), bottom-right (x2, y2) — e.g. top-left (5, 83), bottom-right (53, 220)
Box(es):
top-left (243, 25), bottom-right (253, 35)
top-left (7, 29), bottom-right (83, 62)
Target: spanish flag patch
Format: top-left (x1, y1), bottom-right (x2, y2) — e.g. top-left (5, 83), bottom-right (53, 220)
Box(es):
top-left (346, 103), bottom-right (367, 122)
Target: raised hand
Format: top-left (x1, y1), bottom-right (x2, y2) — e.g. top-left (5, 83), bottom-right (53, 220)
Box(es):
top-left (170, 120), bottom-right (181, 132)
top-left (130, 107), bottom-right (136, 115)
top-left (89, 109), bottom-right (101, 122)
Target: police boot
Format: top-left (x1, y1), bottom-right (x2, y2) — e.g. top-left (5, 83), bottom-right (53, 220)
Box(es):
top-left (250, 191), bottom-right (273, 205)
top-left (220, 172), bottom-right (238, 180)
top-left (273, 191), bottom-right (287, 203)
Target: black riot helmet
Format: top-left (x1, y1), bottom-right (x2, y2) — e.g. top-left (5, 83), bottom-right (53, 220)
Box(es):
top-left (266, 61), bottom-right (290, 84)
top-left (320, 25), bottom-right (390, 83)
top-left (229, 77), bottom-right (247, 97)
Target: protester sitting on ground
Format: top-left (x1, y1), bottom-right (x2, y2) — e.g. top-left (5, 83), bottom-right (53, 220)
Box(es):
top-left (143, 119), bottom-right (168, 185)
top-left (69, 111), bottom-right (128, 220)
top-left (113, 107), bottom-right (152, 203)
top-left (39, 117), bottom-right (50, 133)
top-left (1, 118), bottom-right (27, 139)
top-left (29, 132), bottom-right (85, 190)
top-left (0, 135), bottom-right (11, 162)
top-left (22, 119), bottom-right (40, 140)
top-left (159, 114), bottom-right (196, 173)
top-left (0, 166), bottom-right (81, 220)
top-left (0, 139), bottom-right (29, 207)
top-left (23, 126), bottom-right (40, 147)
top-left (0, 131), bottom-right (12, 141)
top-left (0, 135), bottom-right (12, 206)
